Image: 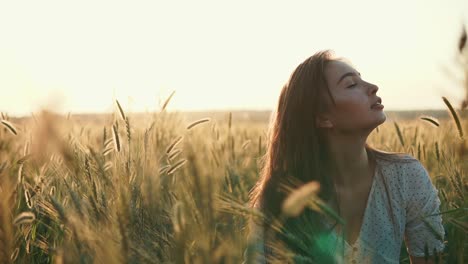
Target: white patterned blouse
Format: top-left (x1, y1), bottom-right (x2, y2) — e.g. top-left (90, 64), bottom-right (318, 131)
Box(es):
top-left (246, 151), bottom-right (445, 263)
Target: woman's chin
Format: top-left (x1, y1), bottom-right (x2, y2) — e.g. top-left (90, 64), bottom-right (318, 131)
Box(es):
top-left (369, 113), bottom-right (386, 131)
top-left (372, 109), bottom-right (386, 123)
top-left (377, 112), bottom-right (387, 125)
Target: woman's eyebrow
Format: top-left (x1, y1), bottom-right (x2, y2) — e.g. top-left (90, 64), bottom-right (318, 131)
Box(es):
top-left (337, 72), bottom-right (361, 85)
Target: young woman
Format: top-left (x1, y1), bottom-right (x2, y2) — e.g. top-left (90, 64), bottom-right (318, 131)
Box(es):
top-left (246, 50), bottom-right (445, 263)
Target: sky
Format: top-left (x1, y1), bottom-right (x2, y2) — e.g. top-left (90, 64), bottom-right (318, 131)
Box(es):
top-left (1, 0), bottom-right (467, 116)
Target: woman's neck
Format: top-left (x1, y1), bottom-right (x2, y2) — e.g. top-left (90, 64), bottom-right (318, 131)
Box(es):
top-left (325, 133), bottom-right (374, 189)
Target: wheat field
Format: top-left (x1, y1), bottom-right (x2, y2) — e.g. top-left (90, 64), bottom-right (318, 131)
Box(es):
top-left (0, 102), bottom-right (466, 263)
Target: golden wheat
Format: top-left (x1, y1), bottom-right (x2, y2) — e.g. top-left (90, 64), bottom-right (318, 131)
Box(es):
top-left (161, 90), bottom-right (176, 111)
top-left (167, 159), bottom-right (187, 174)
top-left (166, 136), bottom-right (183, 154)
top-left (112, 124), bottom-right (121, 152)
top-left (1, 120), bottom-right (17, 135)
top-left (186, 118), bottom-right (211, 130)
top-left (281, 181), bottom-right (320, 218)
top-left (13, 212), bottom-right (36, 225)
top-left (442, 96), bottom-right (464, 139)
top-left (115, 100), bottom-right (126, 121)
top-left (420, 115), bottom-right (440, 127)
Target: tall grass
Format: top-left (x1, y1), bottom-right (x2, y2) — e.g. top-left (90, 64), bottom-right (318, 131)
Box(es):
top-left (0, 108), bottom-right (466, 263)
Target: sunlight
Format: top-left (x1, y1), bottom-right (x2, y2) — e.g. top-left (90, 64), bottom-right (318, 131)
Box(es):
top-left (0, 0), bottom-right (467, 116)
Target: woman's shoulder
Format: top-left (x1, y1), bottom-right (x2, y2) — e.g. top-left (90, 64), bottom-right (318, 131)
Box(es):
top-left (370, 147), bottom-right (418, 164)
top-left (370, 148), bottom-right (434, 190)
top-left (370, 148), bottom-right (431, 183)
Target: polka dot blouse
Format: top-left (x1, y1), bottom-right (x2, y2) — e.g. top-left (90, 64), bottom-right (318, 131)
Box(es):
top-left (246, 151), bottom-right (445, 263)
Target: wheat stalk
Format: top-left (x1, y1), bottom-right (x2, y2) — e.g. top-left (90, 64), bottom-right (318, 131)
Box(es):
top-left (435, 142), bottom-right (440, 161)
top-left (125, 117), bottom-right (131, 143)
top-left (420, 116), bottom-right (440, 127)
top-left (458, 24), bottom-right (466, 53)
top-left (281, 181), bottom-right (320, 218)
top-left (1, 120), bottom-right (17, 135)
top-left (103, 147), bottom-right (114, 156)
top-left (159, 165), bottom-right (171, 174)
top-left (442, 97), bottom-right (464, 139)
top-left (103, 161), bottom-right (113, 171)
top-left (23, 141), bottom-right (29, 156)
top-left (10, 247), bottom-right (19, 261)
top-left (417, 143), bottom-right (421, 160)
top-left (168, 149), bottom-right (182, 161)
top-left (49, 186), bottom-right (56, 196)
top-left (16, 154), bottom-right (31, 165)
top-left (18, 165), bottom-right (23, 183)
top-left (115, 100), bottom-right (126, 121)
top-left (172, 202), bottom-right (186, 234)
top-left (102, 127), bottom-right (107, 148)
top-left (161, 90), bottom-right (176, 111)
top-left (104, 138), bottom-right (113, 149)
top-left (24, 189), bottom-right (33, 208)
top-left (166, 136), bottom-right (183, 154)
top-left (394, 122), bottom-right (405, 147)
top-left (186, 118), bottom-right (211, 130)
top-left (112, 124), bottom-right (121, 152)
top-left (167, 159), bottom-right (187, 174)
top-left (242, 140), bottom-right (251, 150)
top-left (13, 212), bottom-right (35, 225)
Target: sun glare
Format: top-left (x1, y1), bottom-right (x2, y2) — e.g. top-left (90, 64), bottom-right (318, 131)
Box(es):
top-left (0, 0), bottom-right (467, 116)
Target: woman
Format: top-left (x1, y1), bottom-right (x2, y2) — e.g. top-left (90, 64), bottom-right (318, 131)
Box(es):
top-left (246, 50), bottom-right (445, 263)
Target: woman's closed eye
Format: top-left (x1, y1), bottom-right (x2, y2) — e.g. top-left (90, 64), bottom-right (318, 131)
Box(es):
top-left (347, 83), bottom-right (357, 88)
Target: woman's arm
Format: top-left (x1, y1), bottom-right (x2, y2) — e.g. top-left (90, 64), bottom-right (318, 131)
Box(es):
top-left (403, 160), bottom-right (445, 260)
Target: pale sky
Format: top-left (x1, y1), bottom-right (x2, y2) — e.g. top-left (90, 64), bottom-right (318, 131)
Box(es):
top-left (1, 0), bottom-right (467, 116)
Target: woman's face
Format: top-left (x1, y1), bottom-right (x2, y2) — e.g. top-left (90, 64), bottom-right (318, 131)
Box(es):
top-left (319, 60), bottom-right (386, 133)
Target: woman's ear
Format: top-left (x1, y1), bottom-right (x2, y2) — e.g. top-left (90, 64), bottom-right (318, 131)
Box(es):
top-left (315, 115), bottom-right (333, 128)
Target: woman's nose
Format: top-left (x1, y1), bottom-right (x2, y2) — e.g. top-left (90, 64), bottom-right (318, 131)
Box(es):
top-left (367, 82), bottom-right (379, 95)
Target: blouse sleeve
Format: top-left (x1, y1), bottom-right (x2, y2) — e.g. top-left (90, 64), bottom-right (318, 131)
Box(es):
top-left (403, 160), bottom-right (445, 257)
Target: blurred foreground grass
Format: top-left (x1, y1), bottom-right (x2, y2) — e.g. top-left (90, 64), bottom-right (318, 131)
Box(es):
top-left (0, 106), bottom-right (466, 263)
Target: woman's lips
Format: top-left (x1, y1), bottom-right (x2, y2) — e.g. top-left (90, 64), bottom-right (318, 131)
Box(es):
top-left (371, 103), bottom-right (384, 110)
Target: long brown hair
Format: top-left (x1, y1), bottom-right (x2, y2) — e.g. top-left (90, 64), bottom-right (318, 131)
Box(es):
top-left (248, 50), bottom-right (354, 261)
top-left (249, 50), bottom-right (337, 216)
